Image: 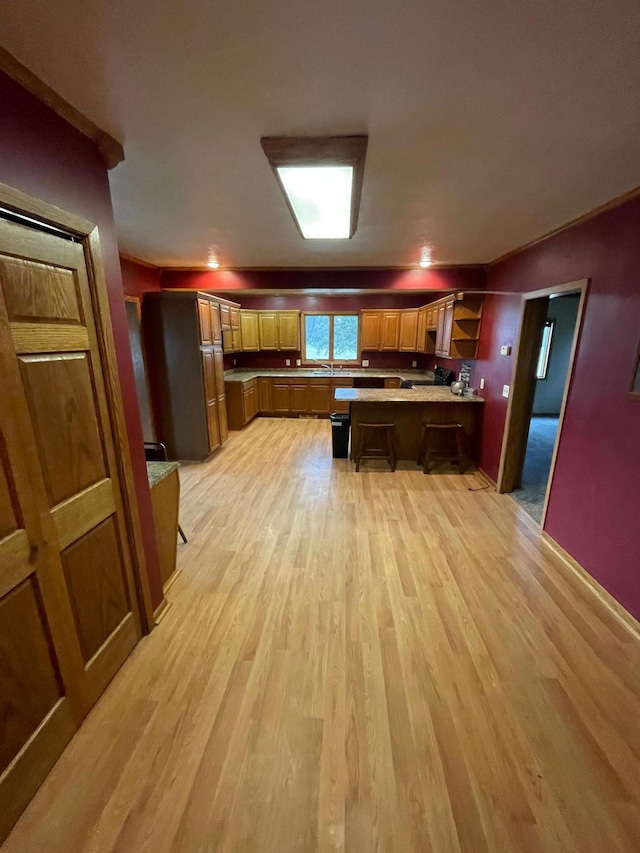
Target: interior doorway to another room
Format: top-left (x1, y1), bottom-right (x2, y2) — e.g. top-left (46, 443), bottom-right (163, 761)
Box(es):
top-left (497, 280), bottom-right (587, 525)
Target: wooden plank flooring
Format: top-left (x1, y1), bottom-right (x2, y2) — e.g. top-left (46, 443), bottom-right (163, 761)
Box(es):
top-left (4, 417), bottom-right (640, 852)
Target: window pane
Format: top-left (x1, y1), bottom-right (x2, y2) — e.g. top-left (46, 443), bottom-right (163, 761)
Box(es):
top-left (305, 314), bottom-right (330, 360)
top-left (333, 315), bottom-right (359, 361)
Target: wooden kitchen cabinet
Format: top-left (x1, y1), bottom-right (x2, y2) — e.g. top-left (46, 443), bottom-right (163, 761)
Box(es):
top-left (240, 311), bottom-right (260, 351)
top-left (258, 377), bottom-right (272, 412)
top-left (399, 309), bottom-right (419, 351)
top-left (381, 312), bottom-right (401, 350)
top-left (143, 291), bottom-right (232, 460)
top-left (384, 378), bottom-right (402, 388)
top-left (220, 303), bottom-right (231, 329)
top-left (258, 311), bottom-right (300, 351)
top-left (308, 379), bottom-right (332, 414)
top-left (225, 379), bottom-right (258, 429)
top-left (258, 313), bottom-right (278, 350)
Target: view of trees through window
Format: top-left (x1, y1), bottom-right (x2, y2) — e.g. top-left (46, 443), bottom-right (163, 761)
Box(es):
top-left (304, 314), bottom-right (359, 361)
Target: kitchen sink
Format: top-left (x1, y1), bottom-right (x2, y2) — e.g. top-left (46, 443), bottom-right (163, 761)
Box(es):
top-left (312, 371), bottom-right (352, 376)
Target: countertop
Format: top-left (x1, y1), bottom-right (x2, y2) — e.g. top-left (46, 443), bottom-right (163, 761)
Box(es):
top-left (147, 461), bottom-right (181, 488)
top-left (334, 387), bottom-right (484, 403)
top-left (224, 368), bottom-right (433, 383)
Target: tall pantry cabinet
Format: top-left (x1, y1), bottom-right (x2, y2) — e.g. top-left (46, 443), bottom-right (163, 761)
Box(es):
top-left (143, 292), bottom-right (237, 461)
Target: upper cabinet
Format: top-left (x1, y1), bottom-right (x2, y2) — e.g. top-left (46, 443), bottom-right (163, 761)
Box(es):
top-left (258, 310), bottom-right (300, 351)
top-left (240, 310), bottom-right (260, 351)
top-left (430, 294), bottom-right (483, 359)
top-left (361, 310), bottom-right (400, 351)
top-left (399, 309), bottom-right (419, 352)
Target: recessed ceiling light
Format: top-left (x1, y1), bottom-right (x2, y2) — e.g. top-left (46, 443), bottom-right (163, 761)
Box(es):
top-left (207, 252), bottom-right (220, 269)
top-left (261, 136), bottom-right (368, 240)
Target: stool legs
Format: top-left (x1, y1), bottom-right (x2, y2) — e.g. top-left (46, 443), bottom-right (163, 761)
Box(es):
top-left (354, 423), bottom-right (396, 472)
top-left (418, 422), bottom-right (467, 474)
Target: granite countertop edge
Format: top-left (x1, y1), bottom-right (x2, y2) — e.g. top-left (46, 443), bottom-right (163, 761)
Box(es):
top-left (333, 388), bottom-right (484, 403)
top-left (147, 461), bottom-right (181, 488)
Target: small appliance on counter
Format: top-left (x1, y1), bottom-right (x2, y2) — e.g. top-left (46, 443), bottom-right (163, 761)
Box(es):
top-left (450, 380), bottom-right (466, 396)
top-left (400, 366), bottom-right (455, 389)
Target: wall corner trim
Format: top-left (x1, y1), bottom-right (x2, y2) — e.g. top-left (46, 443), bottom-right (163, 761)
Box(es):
top-left (0, 45), bottom-right (124, 169)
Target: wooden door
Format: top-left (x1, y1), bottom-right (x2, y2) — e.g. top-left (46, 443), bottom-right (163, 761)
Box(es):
top-left (201, 350), bottom-right (220, 453)
top-left (272, 381), bottom-right (291, 413)
top-left (361, 311), bottom-right (381, 350)
top-left (258, 313), bottom-right (278, 350)
top-left (0, 217), bottom-right (142, 839)
top-left (240, 311), bottom-right (259, 351)
top-left (381, 312), bottom-right (400, 350)
top-left (212, 347), bottom-right (228, 444)
top-left (198, 298), bottom-right (213, 345)
top-left (399, 309), bottom-right (419, 351)
top-left (277, 312), bottom-right (300, 350)
top-left (243, 383), bottom-right (257, 422)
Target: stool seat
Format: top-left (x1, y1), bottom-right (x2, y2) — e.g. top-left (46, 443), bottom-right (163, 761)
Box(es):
top-left (354, 422), bottom-right (396, 472)
top-left (417, 422), bottom-right (467, 474)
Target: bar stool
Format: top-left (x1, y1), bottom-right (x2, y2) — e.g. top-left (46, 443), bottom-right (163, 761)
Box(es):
top-left (354, 423), bottom-right (396, 472)
top-left (417, 422), bottom-right (467, 474)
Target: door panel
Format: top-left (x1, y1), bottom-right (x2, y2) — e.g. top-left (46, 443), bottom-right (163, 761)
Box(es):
top-left (0, 215), bottom-right (143, 842)
top-left (258, 313), bottom-right (278, 350)
top-left (19, 353), bottom-right (107, 506)
top-left (198, 298), bottom-right (213, 345)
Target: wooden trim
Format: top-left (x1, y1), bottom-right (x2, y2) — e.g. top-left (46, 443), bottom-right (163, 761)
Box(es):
top-left (124, 295), bottom-right (142, 319)
top-left (0, 182), bottom-right (94, 235)
top-left (119, 252), bottom-right (159, 270)
top-left (260, 136), bottom-right (368, 240)
top-left (153, 596), bottom-right (172, 625)
top-left (497, 280), bottom-right (588, 530)
top-left (86, 229), bottom-right (156, 632)
top-left (0, 46), bottom-right (124, 170)
top-left (541, 532), bottom-right (640, 643)
top-left (490, 184), bottom-right (640, 266)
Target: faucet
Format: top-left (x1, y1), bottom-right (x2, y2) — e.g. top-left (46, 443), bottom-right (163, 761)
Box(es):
top-left (320, 363), bottom-right (334, 375)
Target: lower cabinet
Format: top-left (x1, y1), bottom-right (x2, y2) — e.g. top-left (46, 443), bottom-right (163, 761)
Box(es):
top-left (272, 381), bottom-right (292, 413)
top-left (258, 377), bottom-right (272, 412)
top-left (225, 379), bottom-right (258, 430)
top-left (290, 381), bottom-right (309, 412)
top-left (308, 380), bottom-right (332, 414)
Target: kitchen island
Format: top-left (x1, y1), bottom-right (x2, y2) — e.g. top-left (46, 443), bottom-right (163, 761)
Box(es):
top-left (334, 387), bottom-right (484, 465)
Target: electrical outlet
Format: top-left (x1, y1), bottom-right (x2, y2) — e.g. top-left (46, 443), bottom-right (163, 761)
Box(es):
top-left (502, 384), bottom-right (510, 398)
top-left (412, 360), bottom-right (417, 368)
top-left (296, 359), bottom-right (301, 366)
top-left (233, 358), bottom-right (237, 366)
top-left (285, 359), bottom-right (291, 366)
top-left (362, 359), bottom-right (369, 367)
top-left (501, 345), bottom-right (512, 356)
top-left (479, 377), bottom-right (485, 389)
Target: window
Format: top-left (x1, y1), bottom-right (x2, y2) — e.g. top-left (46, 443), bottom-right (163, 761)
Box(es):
top-left (536, 320), bottom-right (554, 379)
top-left (303, 313), bottom-right (359, 362)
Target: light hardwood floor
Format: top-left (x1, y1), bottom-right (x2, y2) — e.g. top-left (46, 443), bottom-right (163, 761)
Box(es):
top-left (4, 417), bottom-right (640, 852)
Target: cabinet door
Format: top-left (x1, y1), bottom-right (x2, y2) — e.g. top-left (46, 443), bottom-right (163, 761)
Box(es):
top-left (381, 312), bottom-right (400, 350)
top-left (198, 298), bottom-right (213, 345)
top-left (435, 304), bottom-right (446, 355)
top-left (440, 300), bottom-right (454, 358)
top-left (416, 307), bottom-right (427, 354)
top-left (399, 310), bottom-right (419, 351)
top-left (244, 384), bottom-right (257, 422)
top-left (206, 398), bottom-right (221, 452)
top-left (258, 377), bottom-right (272, 412)
top-left (426, 306), bottom-right (437, 331)
top-left (213, 348), bottom-right (228, 444)
top-left (290, 381), bottom-right (309, 412)
top-left (278, 312), bottom-right (300, 350)
top-left (201, 349), bottom-right (217, 403)
top-left (308, 382), bottom-right (331, 414)
top-left (240, 312), bottom-right (260, 351)
top-left (210, 303), bottom-right (222, 345)
top-left (361, 311), bottom-right (381, 350)
top-left (232, 327), bottom-right (242, 351)
top-left (220, 303), bottom-right (231, 330)
top-left (230, 307), bottom-right (240, 329)
top-left (258, 313), bottom-right (278, 350)
top-left (272, 381), bottom-right (291, 413)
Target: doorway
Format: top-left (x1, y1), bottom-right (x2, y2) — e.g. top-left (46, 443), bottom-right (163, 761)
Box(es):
top-left (497, 279), bottom-right (587, 525)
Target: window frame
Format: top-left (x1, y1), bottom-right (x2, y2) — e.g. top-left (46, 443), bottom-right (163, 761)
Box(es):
top-left (536, 319), bottom-right (555, 380)
top-left (301, 311), bottom-right (361, 364)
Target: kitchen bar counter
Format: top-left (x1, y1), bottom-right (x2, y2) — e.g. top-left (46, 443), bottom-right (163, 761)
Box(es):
top-left (335, 388), bottom-right (484, 465)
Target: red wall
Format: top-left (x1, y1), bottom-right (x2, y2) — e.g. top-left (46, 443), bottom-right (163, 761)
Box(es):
top-left (121, 257), bottom-right (162, 298)
top-left (160, 266), bottom-right (486, 294)
top-left (0, 71), bottom-right (164, 609)
top-left (477, 197), bottom-right (640, 620)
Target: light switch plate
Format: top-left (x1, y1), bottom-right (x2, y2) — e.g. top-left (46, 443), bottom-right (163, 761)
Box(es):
top-left (479, 378), bottom-right (485, 389)
top-left (362, 359), bottom-right (369, 367)
top-left (412, 360), bottom-right (417, 367)
top-left (296, 359), bottom-right (301, 366)
top-left (501, 345), bottom-right (512, 356)
top-left (502, 384), bottom-right (510, 398)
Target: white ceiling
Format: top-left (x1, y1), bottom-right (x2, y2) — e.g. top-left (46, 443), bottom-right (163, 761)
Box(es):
top-left (2, 0), bottom-right (640, 268)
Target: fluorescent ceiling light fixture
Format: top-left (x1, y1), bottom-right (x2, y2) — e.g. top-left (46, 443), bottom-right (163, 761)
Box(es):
top-left (261, 136), bottom-right (368, 240)
top-left (277, 166), bottom-right (353, 239)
